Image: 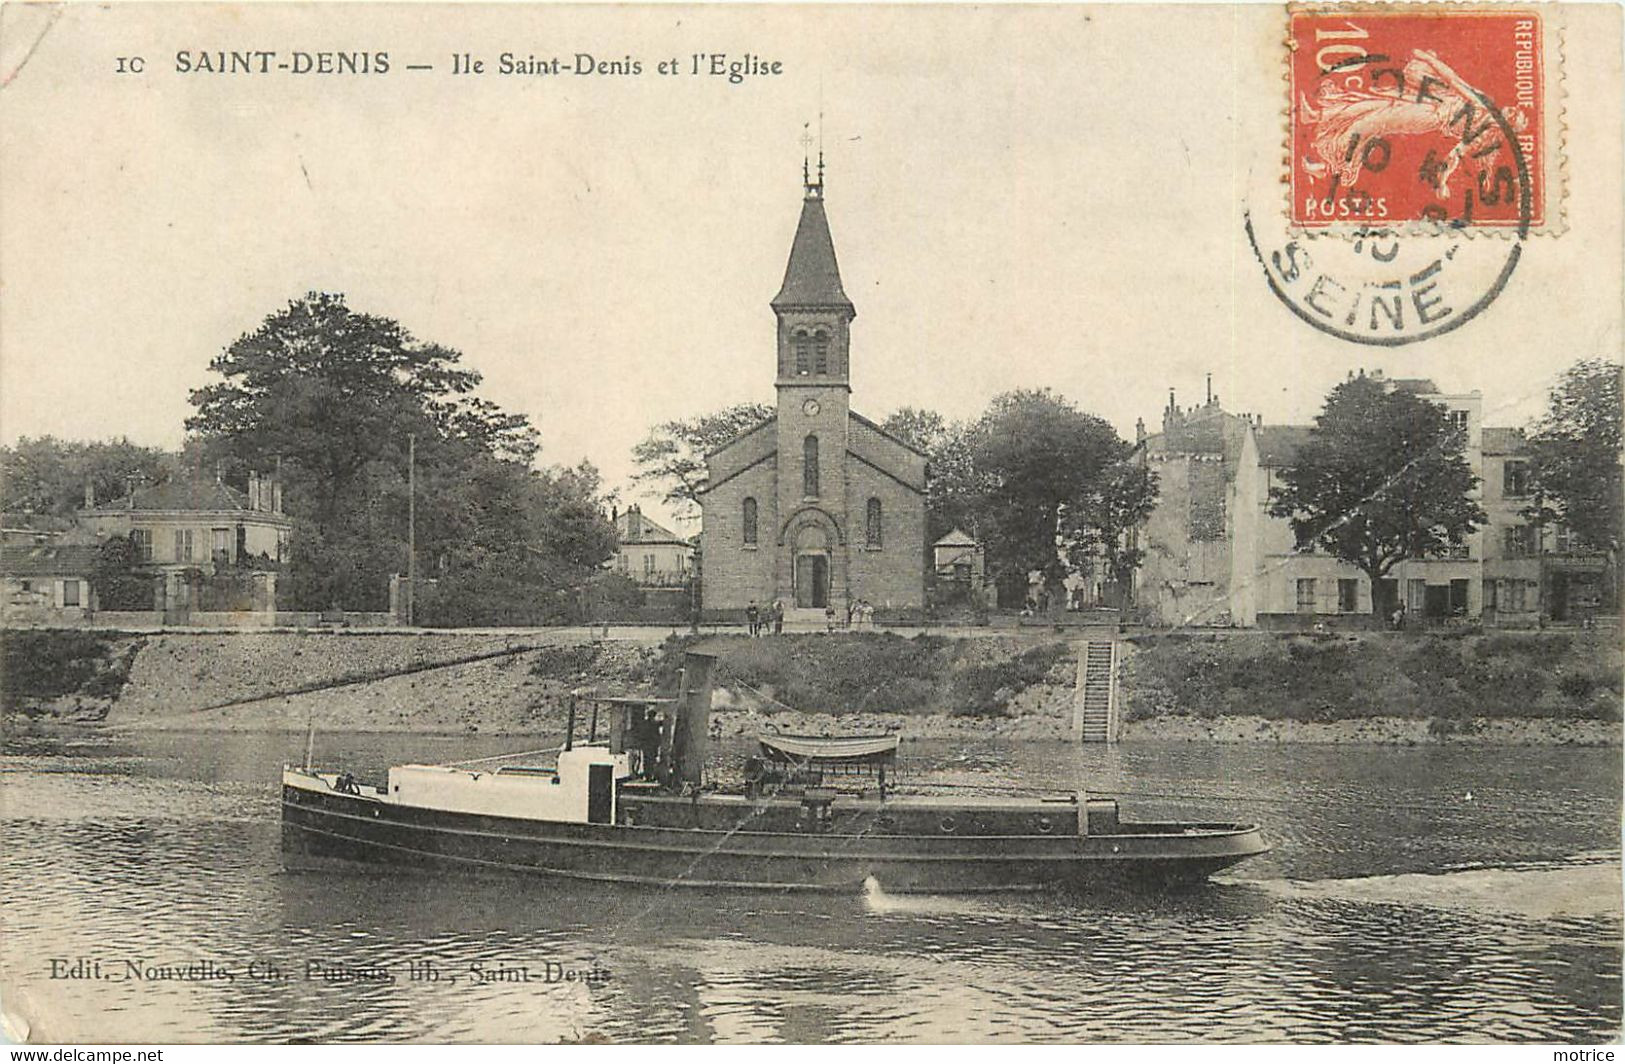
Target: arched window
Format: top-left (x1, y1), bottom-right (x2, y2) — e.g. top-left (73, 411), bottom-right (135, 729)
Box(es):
top-left (742, 497), bottom-right (758, 545)
top-left (793, 332), bottom-right (811, 376)
top-left (813, 331), bottom-right (829, 375)
top-left (803, 435), bottom-right (819, 497)
top-left (866, 497), bottom-right (883, 547)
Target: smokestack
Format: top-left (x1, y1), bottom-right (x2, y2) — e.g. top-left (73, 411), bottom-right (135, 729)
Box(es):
top-left (1206, 373), bottom-right (1213, 404)
top-left (670, 652), bottom-right (717, 789)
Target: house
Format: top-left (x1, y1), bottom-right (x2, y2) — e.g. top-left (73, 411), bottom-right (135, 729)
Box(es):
top-left (698, 165), bottom-right (927, 617)
top-left (76, 471), bottom-right (291, 616)
top-left (611, 505), bottom-right (694, 588)
top-left (0, 529), bottom-right (101, 625)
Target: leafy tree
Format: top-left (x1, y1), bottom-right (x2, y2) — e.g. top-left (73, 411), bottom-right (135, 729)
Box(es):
top-left (90, 533), bottom-right (156, 611)
top-left (630, 402), bottom-right (773, 520)
top-left (1062, 461), bottom-right (1160, 608)
top-left (188, 292), bottom-right (611, 613)
top-left (964, 389), bottom-right (1134, 607)
top-left (1, 437), bottom-right (168, 516)
top-left (1524, 359), bottom-right (1623, 553)
top-left (880, 408), bottom-right (987, 545)
top-left (1268, 376), bottom-right (1487, 619)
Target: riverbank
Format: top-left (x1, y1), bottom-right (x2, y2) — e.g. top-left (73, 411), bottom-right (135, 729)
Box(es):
top-left (2, 627), bottom-right (1618, 745)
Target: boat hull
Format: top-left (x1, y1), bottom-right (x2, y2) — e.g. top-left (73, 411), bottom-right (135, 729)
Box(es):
top-left (282, 782), bottom-right (1269, 894)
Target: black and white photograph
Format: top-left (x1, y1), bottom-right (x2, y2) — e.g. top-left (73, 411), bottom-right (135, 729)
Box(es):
top-left (0, 0), bottom-right (1620, 1047)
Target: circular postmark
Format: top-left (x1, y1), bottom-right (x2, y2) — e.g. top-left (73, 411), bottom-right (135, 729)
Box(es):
top-left (1249, 46), bottom-right (1535, 346)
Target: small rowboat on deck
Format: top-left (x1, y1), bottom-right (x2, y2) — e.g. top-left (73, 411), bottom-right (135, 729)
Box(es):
top-left (757, 732), bottom-right (900, 764)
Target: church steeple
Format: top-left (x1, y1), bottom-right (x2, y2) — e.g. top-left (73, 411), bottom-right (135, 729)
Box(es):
top-left (773, 165), bottom-right (855, 389)
top-left (771, 165), bottom-right (854, 316)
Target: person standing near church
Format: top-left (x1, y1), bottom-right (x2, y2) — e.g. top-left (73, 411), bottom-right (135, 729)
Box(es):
top-left (746, 600), bottom-right (761, 636)
top-left (772, 599), bottom-right (785, 635)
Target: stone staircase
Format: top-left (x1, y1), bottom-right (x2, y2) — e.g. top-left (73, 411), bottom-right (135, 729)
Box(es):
top-left (1072, 639), bottom-right (1120, 743)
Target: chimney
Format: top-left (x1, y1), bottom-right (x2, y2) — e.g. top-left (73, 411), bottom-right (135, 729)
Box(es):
top-left (126, 477), bottom-right (136, 509)
top-left (1135, 417), bottom-right (1146, 444)
top-left (84, 480), bottom-right (95, 509)
top-left (248, 471), bottom-right (261, 511)
top-left (1206, 373), bottom-right (1213, 405)
top-left (272, 481), bottom-right (283, 514)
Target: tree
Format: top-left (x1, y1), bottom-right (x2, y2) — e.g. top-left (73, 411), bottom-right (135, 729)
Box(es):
top-left (1268, 376), bottom-right (1487, 619)
top-left (880, 408), bottom-right (985, 545)
top-left (0, 437), bottom-right (169, 516)
top-left (1063, 461), bottom-right (1160, 608)
top-left (630, 402), bottom-right (773, 521)
top-left (188, 292), bottom-right (611, 613)
top-left (1524, 359), bottom-right (1623, 553)
top-left (964, 389), bottom-right (1134, 607)
top-left (188, 293), bottom-right (538, 526)
top-left (90, 533), bottom-right (156, 611)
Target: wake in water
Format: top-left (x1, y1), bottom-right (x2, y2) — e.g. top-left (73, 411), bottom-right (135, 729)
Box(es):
top-left (861, 875), bottom-right (1028, 918)
top-left (1224, 854), bottom-right (1623, 920)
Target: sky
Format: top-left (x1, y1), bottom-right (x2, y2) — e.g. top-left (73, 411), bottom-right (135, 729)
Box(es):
top-left (2, 4), bottom-right (1619, 531)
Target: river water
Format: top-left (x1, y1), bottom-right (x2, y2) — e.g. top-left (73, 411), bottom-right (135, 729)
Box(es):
top-left (1, 727), bottom-right (1619, 1043)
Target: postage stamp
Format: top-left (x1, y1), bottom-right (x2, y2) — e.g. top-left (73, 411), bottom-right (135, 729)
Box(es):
top-left (1287, 6), bottom-right (1559, 235)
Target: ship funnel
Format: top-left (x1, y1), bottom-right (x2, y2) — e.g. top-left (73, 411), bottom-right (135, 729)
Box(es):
top-left (670, 651), bottom-right (718, 789)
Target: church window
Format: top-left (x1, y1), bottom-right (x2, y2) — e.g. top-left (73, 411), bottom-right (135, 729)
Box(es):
top-left (803, 436), bottom-right (820, 497)
top-left (742, 498), bottom-right (758, 545)
top-left (813, 331), bottom-right (829, 375)
top-left (793, 332), bottom-right (811, 376)
top-left (866, 498), bottom-right (883, 548)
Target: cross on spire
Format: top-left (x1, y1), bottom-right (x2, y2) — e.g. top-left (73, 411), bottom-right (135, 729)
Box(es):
top-left (798, 123), bottom-right (827, 199)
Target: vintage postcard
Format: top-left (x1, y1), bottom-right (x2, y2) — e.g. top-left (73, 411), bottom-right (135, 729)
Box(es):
top-left (1, 0), bottom-right (1620, 1048)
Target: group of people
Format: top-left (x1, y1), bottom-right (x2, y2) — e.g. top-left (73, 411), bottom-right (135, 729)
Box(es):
top-left (834, 599), bottom-right (878, 631)
top-left (745, 599), bottom-right (786, 636)
top-left (743, 597), bottom-right (881, 634)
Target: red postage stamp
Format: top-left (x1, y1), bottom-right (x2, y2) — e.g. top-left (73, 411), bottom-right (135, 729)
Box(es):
top-left (1289, 7), bottom-right (1549, 231)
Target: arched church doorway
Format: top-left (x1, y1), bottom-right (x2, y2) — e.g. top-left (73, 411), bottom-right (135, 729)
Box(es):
top-left (791, 523), bottom-right (831, 609)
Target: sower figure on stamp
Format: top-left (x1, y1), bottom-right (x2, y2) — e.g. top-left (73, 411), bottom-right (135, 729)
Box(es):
top-left (1299, 48), bottom-right (1528, 203)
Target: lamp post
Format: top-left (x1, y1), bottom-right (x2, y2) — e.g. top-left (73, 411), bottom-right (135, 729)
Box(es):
top-left (407, 433), bottom-right (416, 627)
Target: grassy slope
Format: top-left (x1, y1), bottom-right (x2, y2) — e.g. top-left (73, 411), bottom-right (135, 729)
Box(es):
top-left (1123, 630), bottom-right (1623, 723)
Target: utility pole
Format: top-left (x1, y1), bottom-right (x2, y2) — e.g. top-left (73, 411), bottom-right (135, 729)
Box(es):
top-left (407, 433), bottom-right (417, 627)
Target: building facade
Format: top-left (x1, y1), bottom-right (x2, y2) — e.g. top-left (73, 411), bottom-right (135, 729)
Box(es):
top-left (610, 505), bottom-right (694, 588)
top-left (1133, 373), bottom-right (1612, 628)
top-left (77, 472), bottom-right (291, 616)
top-left (699, 172), bottom-right (927, 616)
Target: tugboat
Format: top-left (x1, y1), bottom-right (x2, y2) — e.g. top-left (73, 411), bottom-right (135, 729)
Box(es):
top-left (282, 652), bottom-right (1268, 892)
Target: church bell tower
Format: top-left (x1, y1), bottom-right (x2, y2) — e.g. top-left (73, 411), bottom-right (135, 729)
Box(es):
top-left (771, 155), bottom-right (855, 610)
top-left (772, 154), bottom-right (855, 393)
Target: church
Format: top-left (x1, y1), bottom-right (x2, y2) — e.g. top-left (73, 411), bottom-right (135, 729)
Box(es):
top-left (698, 165), bottom-right (927, 618)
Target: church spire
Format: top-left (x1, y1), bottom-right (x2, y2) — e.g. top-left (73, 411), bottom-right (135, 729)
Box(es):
top-left (772, 162), bottom-right (853, 315)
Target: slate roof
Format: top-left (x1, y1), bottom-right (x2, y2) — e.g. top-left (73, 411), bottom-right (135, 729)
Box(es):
top-left (771, 194), bottom-right (854, 312)
top-left (934, 528), bottom-right (977, 548)
top-left (615, 509), bottom-right (689, 547)
top-left (86, 479), bottom-right (270, 515)
top-left (0, 543), bottom-right (100, 577)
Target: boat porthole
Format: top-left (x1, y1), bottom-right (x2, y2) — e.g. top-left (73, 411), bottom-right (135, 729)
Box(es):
top-left (940, 816), bottom-right (956, 834)
top-left (1111, 844), bottom-right (1120, 853)
top-left (371, 808), bottom-right (380, 818)
top-left (1037, 817), bottom-right (1053, 834)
